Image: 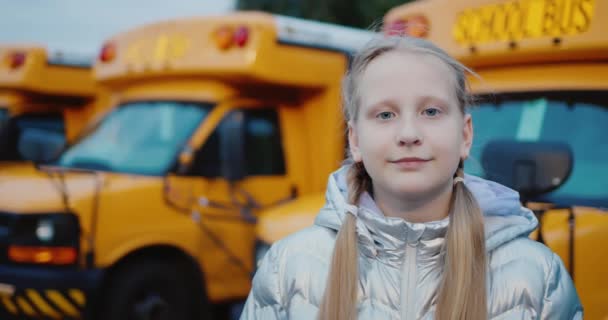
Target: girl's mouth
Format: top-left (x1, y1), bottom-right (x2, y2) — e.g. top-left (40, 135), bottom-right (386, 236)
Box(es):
top-left (388, 157), bottom-right (431, 170)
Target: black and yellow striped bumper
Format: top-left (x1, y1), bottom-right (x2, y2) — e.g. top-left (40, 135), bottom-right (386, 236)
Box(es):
top-left (0, 265), bottom-right (101, 319)
top-left (1, 288), bottom-right (86, 319)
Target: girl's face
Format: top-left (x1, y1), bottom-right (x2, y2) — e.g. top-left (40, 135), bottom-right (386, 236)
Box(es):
top-left (349, 50), bottom-right (473, 201)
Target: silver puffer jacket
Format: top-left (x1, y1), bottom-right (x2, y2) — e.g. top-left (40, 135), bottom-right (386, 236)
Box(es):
top-left (241, 166), bottom-right (583, 319)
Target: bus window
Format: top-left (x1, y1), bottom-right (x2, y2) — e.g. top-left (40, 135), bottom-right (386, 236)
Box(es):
top-left (244, 109), bottom-right (285, 176)
top-left (466, 91), bottom-right (608, 206)
top-left (58, 101), bottom-right (211, 175)
top-left (0, 112), bottom-right (64, 162)
top-left (0, 108), bottom-right (9, 149)
top-left (0, 108), bottom-right (8, 133)
top-left (189, 107), bottom-right (286, 177)
top-left (190, 119), bottom-right (221, 178)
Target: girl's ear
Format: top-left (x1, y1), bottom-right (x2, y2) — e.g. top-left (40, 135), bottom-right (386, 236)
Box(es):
top-left (348, 121), bottom-right (363, 162)
top-left (460, 114), bottom-right (473, 160)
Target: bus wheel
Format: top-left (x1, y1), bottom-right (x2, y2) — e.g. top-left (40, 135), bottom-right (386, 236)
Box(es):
top-left (101, 260), bottom-right (202, 320)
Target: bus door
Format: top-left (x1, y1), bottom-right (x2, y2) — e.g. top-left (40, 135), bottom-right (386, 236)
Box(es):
top-left (168, 99), bottom-right (295, 297)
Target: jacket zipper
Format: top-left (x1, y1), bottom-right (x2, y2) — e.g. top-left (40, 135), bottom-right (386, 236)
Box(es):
top-left (400, 243), bottom-right (418, 320)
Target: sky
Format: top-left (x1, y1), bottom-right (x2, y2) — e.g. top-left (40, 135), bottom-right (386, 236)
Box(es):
top-left (0, 0), bottom-right (236, 57)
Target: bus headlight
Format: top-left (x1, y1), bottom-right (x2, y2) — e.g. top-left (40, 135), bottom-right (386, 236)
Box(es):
top-left (7, 213), bottom-right (80, 265)
top-left (36, 219), bottom-right (55, 242)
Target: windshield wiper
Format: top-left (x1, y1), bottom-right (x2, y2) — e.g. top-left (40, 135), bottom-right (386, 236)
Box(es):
top-left (65, 159), bottom-right (113, 171)
top-left (37, 165), bottom-right (97, 210)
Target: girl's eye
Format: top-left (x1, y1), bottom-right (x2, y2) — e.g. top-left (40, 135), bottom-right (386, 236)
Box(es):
top-left (376, 111), bottom-right (395, 120)
top-left (423, 108), bottom-right (441, 117)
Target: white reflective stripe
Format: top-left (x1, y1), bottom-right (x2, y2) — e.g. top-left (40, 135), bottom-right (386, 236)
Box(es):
top-left (47, 49), bottom-right (94, 67)
top-left (516, 98), bottom-right (547, 141)
top-left (275, 15), bottom-right (375, 53)
top-left (400, 244), bottom-right (418, 320)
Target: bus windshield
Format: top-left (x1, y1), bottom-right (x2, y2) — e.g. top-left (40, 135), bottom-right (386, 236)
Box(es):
top-left (58, 101), bottom-right (211, 175)
top-left (465, 91), bottom-right (608, 207)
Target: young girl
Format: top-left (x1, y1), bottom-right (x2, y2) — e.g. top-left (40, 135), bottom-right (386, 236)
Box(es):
top-left (240, 35), bottom-right (582, 319)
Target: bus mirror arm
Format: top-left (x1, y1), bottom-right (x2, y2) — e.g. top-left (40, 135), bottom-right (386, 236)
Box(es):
top-left (531, 204), bottom-right (576, 280)
top-left (176, 146), bottom-right (195, 174)
top-left (219, 111), bottom-right (246, 182)
top-left (195, 185), bottom-right (298, 224)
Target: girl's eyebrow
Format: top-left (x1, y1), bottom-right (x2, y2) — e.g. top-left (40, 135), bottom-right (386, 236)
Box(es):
top-left (366, 95), bottom-right (452, 112)
top-left (364, 98), bottom-right (400, 115)
top-left (417, 95), bottom-right (452, 109)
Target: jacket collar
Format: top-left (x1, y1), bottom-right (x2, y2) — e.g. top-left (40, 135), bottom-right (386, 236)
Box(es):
top-left (314, 165), bottom-right (538, 263)
top-left (357, 192), bottom-right (449, 264)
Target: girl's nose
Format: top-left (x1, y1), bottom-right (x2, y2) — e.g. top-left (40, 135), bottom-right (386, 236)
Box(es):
top-left (396, 117), bottom-right (422, 146)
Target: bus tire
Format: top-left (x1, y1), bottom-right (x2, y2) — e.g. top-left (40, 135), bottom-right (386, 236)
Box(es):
top-left (100, 259), bottom-right (204, 320)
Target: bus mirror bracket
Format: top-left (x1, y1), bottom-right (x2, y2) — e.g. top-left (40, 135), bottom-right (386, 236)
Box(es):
top-left (219, 110), bottom-right (246, 182)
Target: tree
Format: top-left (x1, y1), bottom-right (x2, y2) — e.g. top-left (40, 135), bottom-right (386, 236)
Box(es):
top-left (236, 0), bottom-right (413, 29)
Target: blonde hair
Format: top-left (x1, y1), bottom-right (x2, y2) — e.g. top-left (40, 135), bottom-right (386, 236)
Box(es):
top-left (318, 36), bottom-right (487, 320)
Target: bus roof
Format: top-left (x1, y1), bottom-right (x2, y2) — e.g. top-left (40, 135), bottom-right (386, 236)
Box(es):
top-left (0, 45), bottom-right (96, 97)
top-left (385, 0), bottom-right (605, 68)
top-left (94, 12), bottom-right (376, 87)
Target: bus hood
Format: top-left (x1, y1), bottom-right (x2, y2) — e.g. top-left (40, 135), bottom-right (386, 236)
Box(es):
top-left (256, 193), bottom-right (325, 244)
top-left (0, 163), bottom-right (163, 214)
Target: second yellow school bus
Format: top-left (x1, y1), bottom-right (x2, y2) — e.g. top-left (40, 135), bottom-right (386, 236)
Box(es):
top-left (0, 45), bottom-right (104, 164)
top-left (256, 0), bottom-right (608, 319)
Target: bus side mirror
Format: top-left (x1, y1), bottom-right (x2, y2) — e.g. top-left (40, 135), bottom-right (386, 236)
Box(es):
top-left (219, 111), bottom-right (246, 182)
top-left (481, 140), bottom-right (573, 200)
top-left (18, 128), bottom-right (66, 164)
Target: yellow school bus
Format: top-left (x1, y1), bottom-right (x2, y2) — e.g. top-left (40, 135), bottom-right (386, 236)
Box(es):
top-left (256, 0), bottom-right (608, 319)
top-left (0, 13), bottom-right (373, 319)
top-left (0, 45), bottom-right (103, 164)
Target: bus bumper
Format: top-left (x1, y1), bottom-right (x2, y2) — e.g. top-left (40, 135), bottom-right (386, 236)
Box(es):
top-left (0, 264), bottom-right (102, 319)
